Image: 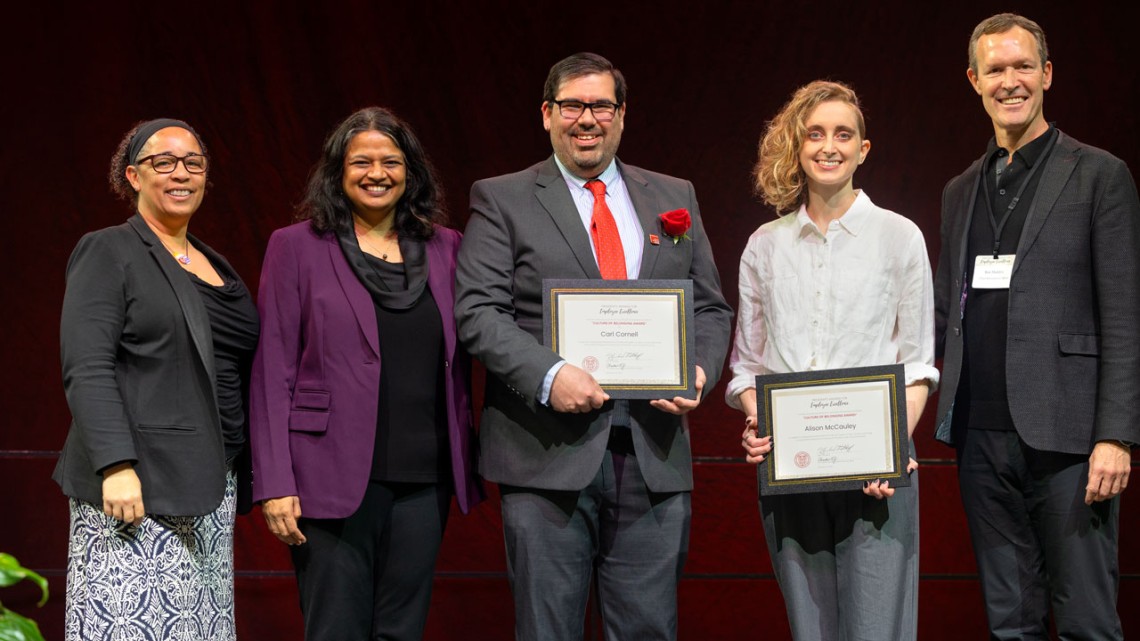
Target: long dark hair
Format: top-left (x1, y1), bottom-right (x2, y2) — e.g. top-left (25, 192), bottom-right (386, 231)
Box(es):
top-left (298, 107), bottom-right (445, 240)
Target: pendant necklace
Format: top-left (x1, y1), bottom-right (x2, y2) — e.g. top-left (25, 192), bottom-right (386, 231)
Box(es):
top-left (358, 229), bottom-right (397, 261)
top-left (159, 235), bottom-right (192, 265)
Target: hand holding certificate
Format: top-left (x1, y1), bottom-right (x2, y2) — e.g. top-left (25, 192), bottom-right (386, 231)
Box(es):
top-left (755, 365), bottom-right (910, 495)
top-left (543, 279), bottom-right (696, 400)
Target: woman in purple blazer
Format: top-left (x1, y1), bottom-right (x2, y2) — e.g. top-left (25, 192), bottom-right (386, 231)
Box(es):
top-left (250, 107), bottom-right (483, 641)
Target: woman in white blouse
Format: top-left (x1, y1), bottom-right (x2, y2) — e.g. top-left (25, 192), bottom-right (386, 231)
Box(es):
top-left (726, 80), bottom-right (939, 641)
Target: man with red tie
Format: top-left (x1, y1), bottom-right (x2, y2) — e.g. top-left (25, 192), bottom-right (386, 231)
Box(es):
top-left (455, 52), bottom-right (732, 640)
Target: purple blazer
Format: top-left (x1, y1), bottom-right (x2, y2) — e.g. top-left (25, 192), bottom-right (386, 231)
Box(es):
top-left (249, 221), bottom-right (484, 518)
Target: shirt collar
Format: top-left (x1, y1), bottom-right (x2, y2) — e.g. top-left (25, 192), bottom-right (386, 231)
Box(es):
top-left (986, 122), bottom-right (1056, 169)
top-left (553, 155), bottom-right (620, 191)
top-left (794, 190), bottom-right (872, 238)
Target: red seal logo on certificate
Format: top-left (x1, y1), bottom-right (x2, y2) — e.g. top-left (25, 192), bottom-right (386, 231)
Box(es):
top-left (794, 451), bottom-right (811, 468)
top-left (582, 356), bottom-right (599, 372)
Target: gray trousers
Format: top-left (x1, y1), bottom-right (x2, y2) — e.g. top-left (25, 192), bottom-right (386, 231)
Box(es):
top-left (500, 428), bottom-right (690, 641)
top-left (760, 471), bottom-right (919, 641)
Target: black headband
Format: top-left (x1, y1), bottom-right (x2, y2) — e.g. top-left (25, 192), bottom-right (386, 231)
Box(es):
top-left (125, 118), bottom-right (198, 165)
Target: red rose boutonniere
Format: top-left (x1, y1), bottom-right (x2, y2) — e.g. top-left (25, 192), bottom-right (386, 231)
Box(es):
top-left (659, 209), bottom-right (691, 245)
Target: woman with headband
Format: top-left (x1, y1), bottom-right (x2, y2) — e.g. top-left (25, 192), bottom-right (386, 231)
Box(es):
top-left (726, 81), bottom-right (938, 640)
top-left (55, 118), bottom-right (258, 641)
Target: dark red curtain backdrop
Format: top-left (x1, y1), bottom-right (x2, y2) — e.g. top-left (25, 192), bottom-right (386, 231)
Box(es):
top-left (2, 1), bottom-right (1136, 638)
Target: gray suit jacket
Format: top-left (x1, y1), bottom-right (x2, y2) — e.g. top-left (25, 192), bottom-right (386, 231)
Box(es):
top-left (456, 157), bottom-right (732, 492)
top-left (934, 131), bottom-right (1140, 453)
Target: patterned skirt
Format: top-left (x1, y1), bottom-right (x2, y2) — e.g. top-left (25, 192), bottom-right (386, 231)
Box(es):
top-left (65, 472), bottom-right (238, 641)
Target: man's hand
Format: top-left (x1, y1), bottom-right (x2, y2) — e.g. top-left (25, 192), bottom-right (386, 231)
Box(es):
top-left (651, 366), bottom-right (707, 415)
top-left (550, 364), bottom-right (609, 413)
top-left (102, 462), bottom-right (145, 526)
top-left (1085, 440), bottom-right (1131, 504)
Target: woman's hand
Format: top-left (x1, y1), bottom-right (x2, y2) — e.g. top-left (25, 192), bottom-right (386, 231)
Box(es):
top-left (742, 416), bottom-right (773, 464)
top-left (262, 496), bottom-right (307, 545)
top-left (863, 457), bottom-right (918, 500)
top-left (863, 478), bottom-right (894, 499)
top-left (102, 462), bottom-right (145, 526)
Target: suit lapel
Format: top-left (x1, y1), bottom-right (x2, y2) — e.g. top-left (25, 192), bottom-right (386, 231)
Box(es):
top-left (425, 235), bottom-right (456, 359)
top-left (128, 215), bottom-right (218, 390)
top-left (535, 157), bottom-right (602, 279)
top-left (1013, 134), bottom-right (1078, 275)
top-left (327, 237), bottom-right (381, 356)
top-left (620, 162), bottom-right (662, 278)
top-left (955, 166), bottom-right (982, 280)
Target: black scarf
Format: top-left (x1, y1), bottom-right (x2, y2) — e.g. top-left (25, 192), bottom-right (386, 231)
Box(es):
top-left (335, 229), bottom-right (429, 310)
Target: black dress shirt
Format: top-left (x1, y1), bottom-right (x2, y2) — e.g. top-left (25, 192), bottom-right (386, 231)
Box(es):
top-left (959, 125), bottom-right (1057, 431)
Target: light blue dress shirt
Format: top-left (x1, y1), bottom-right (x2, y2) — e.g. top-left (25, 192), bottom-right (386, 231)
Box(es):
top-left (539, 157), bottom-right (645, 404)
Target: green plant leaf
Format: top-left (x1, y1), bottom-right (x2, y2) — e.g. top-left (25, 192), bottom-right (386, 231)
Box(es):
top-left (0, 607), bottom-right (46, 641)
top-left (0, 554), bottom-right (22, 588)
top-left (0, 556), bottom-right (48, 607)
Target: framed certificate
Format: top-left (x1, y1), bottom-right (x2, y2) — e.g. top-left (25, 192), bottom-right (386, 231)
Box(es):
top-left (543, 279), bottom-right (696, 400)
top-left (756, 365), bottom-right (910, 495)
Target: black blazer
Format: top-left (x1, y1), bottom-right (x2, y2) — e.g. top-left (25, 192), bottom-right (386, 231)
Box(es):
top-left (934, 131), bottom-right (1140, 454)
top-left (54, 214), bottom-right (253, 516)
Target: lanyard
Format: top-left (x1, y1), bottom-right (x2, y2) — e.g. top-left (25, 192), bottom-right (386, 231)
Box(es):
top-left (980, 128), bottom-right (1057, 258)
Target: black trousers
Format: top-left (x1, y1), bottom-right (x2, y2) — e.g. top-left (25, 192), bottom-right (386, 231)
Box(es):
top-left (291, 481), bottom-right (451, 641)
top-left (957, 429), bottom-right (1121, 640)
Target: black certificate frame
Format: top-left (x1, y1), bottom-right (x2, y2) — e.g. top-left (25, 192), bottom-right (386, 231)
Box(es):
top-left (543, 279), bottom-right (696, 400)
top-left (756, 364), bottom-right (910, 496)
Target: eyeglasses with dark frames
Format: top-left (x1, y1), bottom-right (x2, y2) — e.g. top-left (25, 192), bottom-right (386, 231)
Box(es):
top-left (135, 153), bottom-right (209, 174)
top-left (549, 99), bottom-right (622, 122)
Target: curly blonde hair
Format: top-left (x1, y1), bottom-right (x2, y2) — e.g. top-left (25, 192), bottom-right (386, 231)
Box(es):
top-left (754, 81), bottom-right (865, 214)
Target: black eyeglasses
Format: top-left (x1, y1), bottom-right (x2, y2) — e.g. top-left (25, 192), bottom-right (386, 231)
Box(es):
top-left (135, 153), bottom-right (209, 174)
top-left (550, 99), bottom-right (622, 122)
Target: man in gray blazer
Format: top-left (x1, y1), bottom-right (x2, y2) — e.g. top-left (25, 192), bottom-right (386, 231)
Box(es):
top-left (456, 52), bottom-right (732, 640)
top-left (934, 13), bottom-right (1139, 639)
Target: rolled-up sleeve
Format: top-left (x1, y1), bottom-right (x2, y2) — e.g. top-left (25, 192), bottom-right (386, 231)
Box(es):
top-left (897, 230), bottom-right (940, 391)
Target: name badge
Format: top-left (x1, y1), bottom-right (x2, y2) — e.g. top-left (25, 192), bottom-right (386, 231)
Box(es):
top-left (972, 254), bottom-right (1015, 289)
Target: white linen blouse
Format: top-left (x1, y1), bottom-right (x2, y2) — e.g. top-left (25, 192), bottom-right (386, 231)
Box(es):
top-left (726, 190), bottom-right (939, 409)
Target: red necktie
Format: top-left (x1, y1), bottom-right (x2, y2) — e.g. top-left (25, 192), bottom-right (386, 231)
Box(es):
top-left (586, 179), bottom-right (626, 280)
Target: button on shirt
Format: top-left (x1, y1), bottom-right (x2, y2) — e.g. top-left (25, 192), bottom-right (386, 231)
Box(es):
top-left (539, 157), bottom-right (645, 404)
top-left (726, 191), bottom-right (939, 408)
